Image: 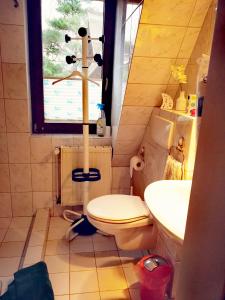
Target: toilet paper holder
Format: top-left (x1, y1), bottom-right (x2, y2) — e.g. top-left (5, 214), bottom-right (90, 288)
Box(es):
top-left (138, 146), bottom-right (145, 162)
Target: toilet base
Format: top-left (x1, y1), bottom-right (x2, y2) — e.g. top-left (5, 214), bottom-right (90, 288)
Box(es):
top-left (115, 224), bottom-right (157, 250)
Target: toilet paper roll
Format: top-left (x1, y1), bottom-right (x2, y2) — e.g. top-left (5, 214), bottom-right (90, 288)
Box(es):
top-left (130, 155), bottom-right (145, 178)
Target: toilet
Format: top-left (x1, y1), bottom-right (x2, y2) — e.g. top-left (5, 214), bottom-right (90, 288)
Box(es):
top-left (87, 194), bottom-right (157, 250)
top-left (86, 115), bottom-right (174, 250)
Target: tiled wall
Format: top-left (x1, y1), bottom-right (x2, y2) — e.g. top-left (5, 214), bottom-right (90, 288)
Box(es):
top-left (0, 1), bottom-right (112, 217)
top-left (112, 0), bottom-right (212, 167)
top-left (184, 0), bottom-right (216, 96)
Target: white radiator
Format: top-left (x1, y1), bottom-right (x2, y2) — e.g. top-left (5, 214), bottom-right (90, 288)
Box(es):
top-left (60, 146), bottom-right (112, 206)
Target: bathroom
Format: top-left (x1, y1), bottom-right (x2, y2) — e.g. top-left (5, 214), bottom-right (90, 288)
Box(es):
top-left (0, 0), bottom-right (224, 299)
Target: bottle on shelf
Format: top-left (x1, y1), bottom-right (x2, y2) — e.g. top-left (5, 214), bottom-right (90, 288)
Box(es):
top-left (96, 103), bottom-right (106, 137)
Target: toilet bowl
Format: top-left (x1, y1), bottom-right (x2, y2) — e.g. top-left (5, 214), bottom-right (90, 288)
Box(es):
top-left (86, 194), bottom-right (157, 250)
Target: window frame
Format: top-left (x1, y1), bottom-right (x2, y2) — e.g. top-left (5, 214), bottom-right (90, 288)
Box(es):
top-left (26, 0), bottom-right (116, 134)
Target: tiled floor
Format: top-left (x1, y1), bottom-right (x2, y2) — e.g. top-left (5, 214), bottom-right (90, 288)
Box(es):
top-left (0, 216), bottom-right (32, 295)
top-left (45, 217), bottom-right (145, 300)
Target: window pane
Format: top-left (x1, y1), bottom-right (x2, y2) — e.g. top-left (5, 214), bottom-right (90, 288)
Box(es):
top-left (41, 0), bottom-right (103, 122)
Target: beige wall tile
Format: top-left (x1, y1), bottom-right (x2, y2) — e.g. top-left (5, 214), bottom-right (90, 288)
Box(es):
top-left (141, 0), bottom-right (195, 26)
top-left (0, 100), bottom-right (6, 132)
top-left (11, 192), bottom-right (32, 216)
top-left (112, 155), bottom-right (132, 167)
top-left (30, 136), bottom-right (52, 163)
top-left (5, 100), bottom-right (29, 132)
top-left (0, 25), bottom-right (25, 63)
top-left (0, 164), bottom-right (10, 192)
top-left (117, 125), bottom-right (146, 142)
top-left (189, 0), bottom-right (212, 27)
top-left (2, 64), bottom-right (27, 99)
top-left (0, 193), bottom-right (12, 217)
top-left (165, 85), bottom-right (179, 100)
top-left (7, 133), bottom-right (30, 163)
top-left (178, 28), bottom-right (200, 59)
top-left (112, 167), bottom-right (130, 189)
top-left (31, 163), bottom-right (52, 192)
top-left (124, 84), bottom-right (166, 107)
top-left (10, 164), bottom-right (32, 192)
top-left (120, 106), bottom-right (153, 125)
top-left (129, 57), bottom-right (175, 84)
top-left (0, 65), bottom-right (3, 98)
top-left (113, 140), bottom-right (140, 155)
top-left (33, 192), bottom-right (53, 211)
top-left (0, 1), bottom-right (24, 25)
top-left (0, 134), bottom-right (8, 163)
top-left (111, 188), bottom-right (130, 195)
top-left (134, 24), bottom-right (186, 58)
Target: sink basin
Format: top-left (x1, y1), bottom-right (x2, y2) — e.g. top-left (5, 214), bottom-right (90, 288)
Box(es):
top-left (144, 180), bottom-right (192, 242)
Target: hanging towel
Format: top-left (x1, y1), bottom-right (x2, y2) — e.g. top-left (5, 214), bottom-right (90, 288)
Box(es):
top-left (0, 262), bottom-right (54, 300)
top-left (163, 155), bottom-right (183, 180)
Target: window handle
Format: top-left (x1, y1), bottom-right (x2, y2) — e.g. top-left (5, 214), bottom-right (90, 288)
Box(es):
top-left (105, 77), bottom-right (108, 92)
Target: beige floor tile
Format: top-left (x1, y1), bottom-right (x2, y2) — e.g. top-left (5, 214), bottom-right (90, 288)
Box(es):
top-left (48, 227), bottom-right (66, 240)
top-left (129, 289), bottom-right (141, 300)
top-left (93, 236), bottom-right (117, 252)
top-left (100, 289), bottom-right (130, 300)
top-left (95, 251), bottom-right (121, 268)
top-left (70, 270), bottom-right (99, 294)
top-left (33, 216), bottom-right (49, 231)
top-left (70, 292), bottom-right (100, 300)
top-left (4, 228), bottom-right (28, 242)
top-left (23, 246), bottom-right (43, 265)
top-left (70, 238), bottom-right (94, 253)
top-left (28, 231), bottom-right (46, 246)
top-left (70, 252), bottom-right (96, 271)
top-left (97, 267), bottom-right (127, 291)
top-left (123, 267), bottom-right (140, 289)
top-left (92, 234), bottom-right (114, 243)
top-left (45, 254), bottom-right (69, 273)
top-left (0, 229), bottom-right (7, 242)
top-left (119, 250), bottom-right (143, 268)
top-left (0, 257), bottom-right (20, 276)
top-left (9, 217), bottom-right (32, 228)
top-left (45, 239), bottom-right (69, 255)
top-left (0, 241), bottom-right (25, 258)
top-left (0, 218), bottom-right (11, 229)
top-left (49, 272), bottom-right (69, 296)
top-left (54, 296), bottom-right (69, 300)
top-left (0, 276), bottom-right (13, 296)
top-left (49, 217), bottom-right (69, 228)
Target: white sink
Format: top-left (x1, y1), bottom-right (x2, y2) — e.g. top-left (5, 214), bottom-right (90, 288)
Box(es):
top-left (144, 180), bottom-right (192, 242)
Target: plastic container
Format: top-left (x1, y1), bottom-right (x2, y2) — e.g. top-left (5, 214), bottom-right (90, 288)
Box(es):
top-left (96, 103), bottom-right (106, 137)
top-left (137, 254), bottom-right (173, 300)
top-left (187, 94), bottom-right (197, 116)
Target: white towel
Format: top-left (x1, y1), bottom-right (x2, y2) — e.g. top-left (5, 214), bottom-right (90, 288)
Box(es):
top-left (163, 155), bottom-right (183, 180)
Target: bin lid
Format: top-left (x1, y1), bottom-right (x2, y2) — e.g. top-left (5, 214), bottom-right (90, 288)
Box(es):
top-left (144, 256), bottom-right (168, 271)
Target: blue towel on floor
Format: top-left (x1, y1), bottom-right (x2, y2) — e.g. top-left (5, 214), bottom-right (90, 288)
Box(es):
top-left (0, 262), bottom-right (54, 300)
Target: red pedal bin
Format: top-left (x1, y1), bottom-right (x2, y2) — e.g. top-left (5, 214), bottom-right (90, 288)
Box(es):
top-left (137, 254), bottom-right (173, 300)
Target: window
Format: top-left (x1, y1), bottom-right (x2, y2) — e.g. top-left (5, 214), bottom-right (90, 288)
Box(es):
top-left (26, 0), bottom-right (116, 134)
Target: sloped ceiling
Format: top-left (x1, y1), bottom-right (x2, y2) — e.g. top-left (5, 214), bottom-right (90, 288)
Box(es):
top-left (112, 0), bottom-right (212, 167)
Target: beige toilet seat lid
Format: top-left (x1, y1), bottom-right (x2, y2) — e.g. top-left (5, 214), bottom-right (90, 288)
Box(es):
top-left (87, 194), bottom-right (150, 222)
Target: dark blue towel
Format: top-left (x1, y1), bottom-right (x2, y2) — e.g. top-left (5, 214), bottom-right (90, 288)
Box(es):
top-left (0, 262), bottom-right (54, 300)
